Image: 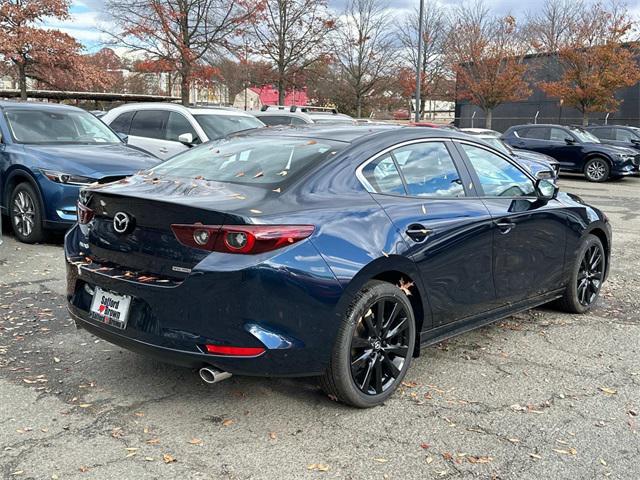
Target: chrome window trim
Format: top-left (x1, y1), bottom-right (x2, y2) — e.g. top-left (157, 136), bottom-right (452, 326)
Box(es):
top-left (355, 137), bottom-right (458, 194)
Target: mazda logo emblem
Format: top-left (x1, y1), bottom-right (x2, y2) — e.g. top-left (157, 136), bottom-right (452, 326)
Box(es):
top-left (113, 212), bottom-right (132, 234)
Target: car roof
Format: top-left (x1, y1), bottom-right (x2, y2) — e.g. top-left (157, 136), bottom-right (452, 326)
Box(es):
top-left (0, 101), bottom-right (84, 112)
top-left (105, 102), bottom-right (253, 117)
top-left (233, 124), bottom-right (475, 144)
top-left (253, 110), bottom-right (312, 119)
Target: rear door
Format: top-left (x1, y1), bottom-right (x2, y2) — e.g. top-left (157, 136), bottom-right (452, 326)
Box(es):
top-left (455, 141), bottom-right (567, 304)
top-left (128, 110), bottom-right (184, 160)
top-left (360, 139), bottom-right (497, 326)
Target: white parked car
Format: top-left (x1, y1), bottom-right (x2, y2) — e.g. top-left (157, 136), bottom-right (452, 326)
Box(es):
top-left (101, 103), bottom-right (265, 159)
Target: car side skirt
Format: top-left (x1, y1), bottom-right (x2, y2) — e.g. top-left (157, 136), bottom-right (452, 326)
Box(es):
top-left (420, 289), bottom-right (565, 347)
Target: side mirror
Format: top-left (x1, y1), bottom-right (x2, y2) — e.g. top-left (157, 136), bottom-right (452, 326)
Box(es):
top-left (116, 132), bottom-right (128, 144)
top-left (178, 132), bottom-right (195, 146)
top-left (565, 137), bottom-right (576, 145)
top-left (631, 138), bottom-right (640, 146)
top-left (536, 178), bottom-right (558, 200)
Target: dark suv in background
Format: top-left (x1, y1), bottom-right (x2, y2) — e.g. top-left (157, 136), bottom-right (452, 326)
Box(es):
top-left (586, 125), bottom-right (640, 151)
top-left (502, 124), bottom-right (640, 182)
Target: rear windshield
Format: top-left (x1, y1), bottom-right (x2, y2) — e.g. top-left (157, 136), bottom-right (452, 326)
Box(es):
top-left (194, 114), bottom-right (264, 139)
top-left (152, 135), bottom-right (346, 185)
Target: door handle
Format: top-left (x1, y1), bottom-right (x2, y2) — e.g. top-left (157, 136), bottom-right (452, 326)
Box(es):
top-left (405, 224), bottom-right (433, 242)
top-left (158, 147), bottom-right (169, 153)
top-left (495, 221), bottom-right (516, 234)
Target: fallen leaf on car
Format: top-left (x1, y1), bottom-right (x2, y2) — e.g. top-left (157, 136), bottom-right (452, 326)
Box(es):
top-left (398, 278), bottom-right (414, 296)
top-left (162, 453), bottom-right (176, 464)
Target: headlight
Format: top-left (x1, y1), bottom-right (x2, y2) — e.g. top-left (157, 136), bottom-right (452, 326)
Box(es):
top-left (41, 170), bottom-right (97, 186)
top-left (617, 153), bottom-right (635, 161)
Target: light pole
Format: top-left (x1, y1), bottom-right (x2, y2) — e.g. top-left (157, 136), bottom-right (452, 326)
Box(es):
top-left (414, 0), bottom-right (425, 122)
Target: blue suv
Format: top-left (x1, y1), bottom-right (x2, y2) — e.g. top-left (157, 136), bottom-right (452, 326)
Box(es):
top-left (502, 124), bottom-right (640, 182)
top-left (0, 102), bottom-right (160, 243)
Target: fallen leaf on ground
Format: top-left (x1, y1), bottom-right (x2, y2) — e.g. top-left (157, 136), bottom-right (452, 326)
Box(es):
top-left (307, 464), bottom-right (329, 472)
top-left (599, 387), bottom-right (617, 395)
top-left (467, 456), bottom-right (493, 464)
top-left (162, 453), bottom-right (176, 464)
top-left (374, 458), bottom-right (388, 463)
top-left (269, 432), bottom-right (277, 440)
top-left (188, 438), bottom-right (203, 446)
top-left (529, 453), bottom-right (542, 459)
top-left (222, 419), bottom-right (234, 427)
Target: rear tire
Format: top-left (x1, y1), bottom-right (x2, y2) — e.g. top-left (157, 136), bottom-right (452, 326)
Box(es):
top-left (320, 280), bottom-right (416, 408)
top-left (554, 234), bottom-right (605, 313)
top-left (583, 157), bottom-right (610, 182)
top-left (9, 182), bottom-right (46, 243)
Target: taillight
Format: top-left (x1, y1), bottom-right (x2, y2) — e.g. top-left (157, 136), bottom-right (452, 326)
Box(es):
top-left (204, 344), bottom-right (265, 356)
top-left (77, 202), bottom-right (94, 224)
top-left (170, 224), bottom-right (314, 254)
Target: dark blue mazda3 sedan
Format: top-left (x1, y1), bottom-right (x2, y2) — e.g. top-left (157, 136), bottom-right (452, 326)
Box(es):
top-left (0, 102), bottom-right (160, 243)
top-left (65, 126), bottom-right (611, 407)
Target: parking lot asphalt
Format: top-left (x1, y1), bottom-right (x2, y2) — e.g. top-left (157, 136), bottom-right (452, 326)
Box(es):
top-left (1, 176), bottom-right (639, 480)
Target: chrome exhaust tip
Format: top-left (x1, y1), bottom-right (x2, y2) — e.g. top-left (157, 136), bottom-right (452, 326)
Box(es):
top-left (199, 366), bottom-right (232, 384)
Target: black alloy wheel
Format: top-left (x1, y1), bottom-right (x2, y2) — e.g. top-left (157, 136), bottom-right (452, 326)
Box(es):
top-left (576, 243), bottom-right (604, 307)
top-left (350, 298), bottom-right (411, 395)
top-left (321, 280), bottom-right (416, 408)
top-left (554, 234), bottom-right (605, 313)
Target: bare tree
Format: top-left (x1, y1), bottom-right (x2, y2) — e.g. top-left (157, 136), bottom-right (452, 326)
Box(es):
top-left (252, 0), bottom-right (335, 105)
top-left (333, 0), bottom-right (395, 117)
top-left (396, 1), bottom-right (448, 117)
top-left (524, 0), bottom-right (584, 53)
top-left (446, 2), bottom-right (531, 129)
top-left (104, 0), bottom-right (257, 105)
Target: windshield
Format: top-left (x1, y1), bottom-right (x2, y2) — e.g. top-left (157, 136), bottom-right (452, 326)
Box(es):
top-left (483, 137), bottom-right (512, 155)
top-left (194, 114), bottom-right (264, 140)
top-left (5, 108), bottom-right (121, 145)
top-left (569, 127), bottom-right (600, 143)
top-left (152, 136), bottom-right (345, 186)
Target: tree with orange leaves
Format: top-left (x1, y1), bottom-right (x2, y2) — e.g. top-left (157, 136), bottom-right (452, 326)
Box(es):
top-left (106, 0), bottom-right (261, 105)
top-left (446, 3), bottom-right (531, 129)
top-left (539, 1), bottom-right (640, 126)
top-left (0, 0), bottom-right (86, 99)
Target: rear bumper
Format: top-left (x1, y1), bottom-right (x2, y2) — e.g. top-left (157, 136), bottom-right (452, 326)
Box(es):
top-left (64, 226), bottom-right (344, 377)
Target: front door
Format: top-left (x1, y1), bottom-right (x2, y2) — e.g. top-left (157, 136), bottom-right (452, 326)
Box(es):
top-left (456, 142), bottom-right (567, 304)
top-left (361, 139), bottom-right (497, 326)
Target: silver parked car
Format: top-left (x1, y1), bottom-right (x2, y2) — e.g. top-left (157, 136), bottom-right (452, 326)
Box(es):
top-left (101, 103), bottom-right (265, 159)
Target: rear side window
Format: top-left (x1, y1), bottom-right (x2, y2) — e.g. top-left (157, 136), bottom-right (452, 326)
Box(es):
top-left (166, 112), bottom-right (198, 142)
top-left (461, 144), bottom-right (535, 197)
top-left (591, 127), bottom-right (613, 140)
top-left (361, 154), bottom-right (406, 195)
top-left (290, 117), bottom-right (307, 125)
top-left (109, 111), bottom-right (135, 134)
top-left (130, 110), bottom-right (169, 140)
top-left (392, 142), bottom-right (465, 197)
top-left (517, 127), bottom-right (549, 140)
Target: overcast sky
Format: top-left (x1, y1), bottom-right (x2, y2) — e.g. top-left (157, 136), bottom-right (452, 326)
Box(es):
top-left (47, 0), bottom-right (638, 53)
